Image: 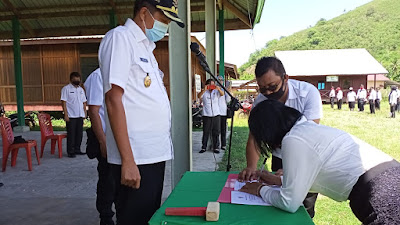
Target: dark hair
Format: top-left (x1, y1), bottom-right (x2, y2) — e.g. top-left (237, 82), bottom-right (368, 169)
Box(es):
top-left (70, 72), bottom-right (81, 80)
top-left (249, 100), bottom-right (302, 157)
top-left (205, 79), bottom-right (214, 85)
top-left (133, 0), bottom-right (157, 17)
top-left (255, 57), bottom-right (286, 78)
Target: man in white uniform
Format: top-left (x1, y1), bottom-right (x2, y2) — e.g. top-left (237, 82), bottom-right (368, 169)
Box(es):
top-left (60, 72), bottom-right (87, 158)
top-left (347, 87), bottom-right (357, 111)
top-left (329, 86), bottom-right (335, 108)
top-left (356, 84), bottom-right (367, 112)
top-left (336, 87), bottom-right (343, 110)
top-left (239, 57), bottom-right (322, 218)
top-left (84, 68), bottom-right (115, 225)
top-left (375, 87), bottom-right (382, 110)
top-left (217, 76), bottom-right (231, 151)
top-left (98, 0), bottom-right (184, 224)
top-left (368, 87), bottom-right (376, 114)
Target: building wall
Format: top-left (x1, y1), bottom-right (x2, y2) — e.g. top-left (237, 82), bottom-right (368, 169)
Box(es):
top-left (0, 39), bottom-right (207, 110)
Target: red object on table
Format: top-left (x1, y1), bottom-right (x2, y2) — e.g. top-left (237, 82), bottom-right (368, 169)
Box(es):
top-left (0, 117), bottom-right (40, 171)
top-left (217, 173), bottom-right (238, 203)
top-left (165, 207), bottom-right (207, 216)
top-left (38, 113), bottom-right (67, 158)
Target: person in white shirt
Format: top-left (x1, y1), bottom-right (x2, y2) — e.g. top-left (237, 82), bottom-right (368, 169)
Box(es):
top-left (329, 86), bottom-right (335, 108)
top-left (240, 100), bottom-right (400, 225)
top-left (217, 76), bottom-right (231, 151)
top-left (389, 86), bottom-right (398, 118)
top-left (336, 87), bottom-right (343, 110)
top-left (98, 0), bottom-right (184, 224)
top-left (84, 68), bottom-right (115, 225)
top-left (239, 57), bottom-right (323, 218)
top-left (198, 79), bottom-right (224, 154)
top-left (60, 72), bottom-right (87, 158)
top-left (356, 84), bottom-right (367, 112)
top-left (375, 87), bottom-right (382, 110)
top-left (347, 87), bottom-right (357, 111)
top-left (368, 87), bottom-right (376, 114)
top-left (396, 87), bottom-right (400, 112)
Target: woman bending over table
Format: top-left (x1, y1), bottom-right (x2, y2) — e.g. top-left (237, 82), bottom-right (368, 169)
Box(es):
top-left (240, 100), bottom-right (400, 225)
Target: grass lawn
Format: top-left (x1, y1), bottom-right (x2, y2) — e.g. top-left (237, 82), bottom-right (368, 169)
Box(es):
top-left (219, 101), bottom-right (400, 225)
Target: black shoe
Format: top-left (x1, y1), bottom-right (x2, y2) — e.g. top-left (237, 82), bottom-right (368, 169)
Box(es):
top-left (221, 146), bottom-right (226, 150)
top-left (199, 149), bottom-right (206, 153)
top-left (68, 153), bottom-right (76, 158)
top-left (75, 151), bottom-right (86, 155)
top-left (213, 149), bottom-right (220, 154)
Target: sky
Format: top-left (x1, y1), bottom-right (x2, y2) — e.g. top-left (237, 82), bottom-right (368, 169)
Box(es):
top-left (193, 0), bottom-right (373, 67)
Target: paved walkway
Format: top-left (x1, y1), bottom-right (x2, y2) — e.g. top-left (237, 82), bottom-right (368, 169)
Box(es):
top-left (0, 131), bottom-right (225, 225)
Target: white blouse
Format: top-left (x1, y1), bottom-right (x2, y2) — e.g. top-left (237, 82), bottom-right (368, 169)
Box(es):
top-left (260, 117), bottom-right (393, 213)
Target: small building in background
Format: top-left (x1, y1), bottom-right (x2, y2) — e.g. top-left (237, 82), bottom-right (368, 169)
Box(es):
top-left (275, 49), bottom-right (389, 102)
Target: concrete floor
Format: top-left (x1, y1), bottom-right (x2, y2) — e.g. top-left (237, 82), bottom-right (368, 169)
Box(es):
top-left (0, 131), bottom-right (225, 225)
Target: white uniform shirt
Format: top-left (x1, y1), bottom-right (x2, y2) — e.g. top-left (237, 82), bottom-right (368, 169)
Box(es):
top-left (389, 91), bottom-right (398, 105)
top-left (84, 68), bottom-right (106, 132)
top-left (254, 79), bottom-right (323, 158)
top-left (368, 90), bottom-right (376, 101)
top-left (377, 91), bottom-right (382, 100)
top-left (218, 91), bottom-right (231, 116)
top-left (336, 90), bottom-right (343, 100)
top-left (356, 89), bottom-right (367, 100)
top-left (329, 89), bottom-right (335, 98)
top-left (99, 18), bottom-right (173, 165)
top-left (201, 89), bottom-right (221, 117)
top-left (60, 83), bottom-right (87, 118)
top-left (347, 91), bottom-right (356, 102)
top-left (260, 117), bottom-right (393, 213)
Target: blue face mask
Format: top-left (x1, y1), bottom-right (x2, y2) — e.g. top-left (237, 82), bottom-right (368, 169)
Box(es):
top-left (144, 10), bottom-right (169, 42)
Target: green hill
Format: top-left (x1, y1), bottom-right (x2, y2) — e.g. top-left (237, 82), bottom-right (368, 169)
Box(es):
top-left (239, 0), bottom-right (400, 81)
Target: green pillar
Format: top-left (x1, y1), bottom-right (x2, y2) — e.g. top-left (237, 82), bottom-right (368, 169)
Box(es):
top-left (219, 9), bottom-right (225, 83)
top-left (12, 17), bottom-right (25, 127)
top-left (109, 10), bottom-right (118, 29)
top-left (169, 0), bottom-right (192, 187)
top-left (205, 0), bottom-right (216, 77)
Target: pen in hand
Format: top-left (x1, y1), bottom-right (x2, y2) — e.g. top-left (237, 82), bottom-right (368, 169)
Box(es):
top-left (257, 158), bottom-right (268, 182)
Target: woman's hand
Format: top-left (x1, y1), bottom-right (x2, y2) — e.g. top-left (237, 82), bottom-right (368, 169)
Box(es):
top-left (256, 170), bottom-right (282, 186)
top-left (240, 182), bottom-right (264, 196)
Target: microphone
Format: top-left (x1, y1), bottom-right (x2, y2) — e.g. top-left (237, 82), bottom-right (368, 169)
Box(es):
top-left (190, 42), bottom-right (211, 73)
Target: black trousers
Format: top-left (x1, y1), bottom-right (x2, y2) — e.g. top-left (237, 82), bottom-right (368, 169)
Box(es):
top-left (358, 99), bottom-right (365, 111)
top-left (202, 116), bottom-right (221, 150)
top-left (375, 99), bottom-right (380, 110)
top-left (337, 99), bottom-right (343, 110)
top-left (272, 156), bottom-right (318, 218)
top-left (369, 100), bottom-right (375, 114)
top-left (349, 102), bottom-right (355, 110)
top-left (219, 116), bottom-right (227, 148)
top-left (390, 104), bottom-right (396, 118)
top-left (110, 161), bottom-right (165, 225)
top-left (330, 97), bottom-right (335, 108)
top-left (66, 117), bottom-right (83, 154)
top-left (97, 156), bottom-right (116, 224)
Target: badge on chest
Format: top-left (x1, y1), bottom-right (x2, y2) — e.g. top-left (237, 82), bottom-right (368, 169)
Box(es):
top-left (144, 73), bottom-right (151, 88)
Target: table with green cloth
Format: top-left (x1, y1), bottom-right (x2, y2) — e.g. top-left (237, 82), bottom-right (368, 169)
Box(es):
top-left (149, 171), bottom-right (314, 225)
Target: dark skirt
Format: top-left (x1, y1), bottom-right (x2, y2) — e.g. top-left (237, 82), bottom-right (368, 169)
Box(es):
top-left (348, 160), bottom-right (400, 225)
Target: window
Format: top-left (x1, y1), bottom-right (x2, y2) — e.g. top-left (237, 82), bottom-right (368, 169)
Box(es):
top-left (317, 81), bottom-right (325, 90)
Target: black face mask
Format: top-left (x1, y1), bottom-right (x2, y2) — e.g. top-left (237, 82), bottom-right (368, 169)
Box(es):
top-left (263, 79), bottom-right (286, 100)
top-left (72, 80), bottom-right (80, 86)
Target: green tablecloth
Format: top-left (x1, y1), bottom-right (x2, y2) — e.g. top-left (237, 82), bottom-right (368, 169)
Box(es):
top-left (149, 171), bottom-right (314, 225)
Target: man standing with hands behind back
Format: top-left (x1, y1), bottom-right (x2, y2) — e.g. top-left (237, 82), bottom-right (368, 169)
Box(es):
top-left (238, 57), bottom-right (323, 218)
top-left (61, 72), bottom-right (87, 158)
top-left (99, 0), bottom-right (184, 224)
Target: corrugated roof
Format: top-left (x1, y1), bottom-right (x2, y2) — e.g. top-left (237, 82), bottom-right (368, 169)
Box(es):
top-left (0, 0), bottom-right (265, 39)
top-left (275, 49), bottom-right (389, 76)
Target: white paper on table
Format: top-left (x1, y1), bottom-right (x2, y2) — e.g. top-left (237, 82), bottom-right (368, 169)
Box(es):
top-left (231, 191), bottom-right (270, 206)
top-left (234, 180), bottom-right (280, 191)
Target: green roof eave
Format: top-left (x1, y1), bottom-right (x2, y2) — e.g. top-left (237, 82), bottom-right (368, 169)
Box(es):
top-left (254, 0), bottom-right (265, 24)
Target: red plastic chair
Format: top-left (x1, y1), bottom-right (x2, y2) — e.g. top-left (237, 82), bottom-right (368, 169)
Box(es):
top-left (38, 113), bottom-right (67, 158)
top-left (0, 117), bottom-right (40, 172)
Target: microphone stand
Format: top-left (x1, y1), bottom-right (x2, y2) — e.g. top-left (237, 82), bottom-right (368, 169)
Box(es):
top-left (197, 59), bottom-right (241, 172)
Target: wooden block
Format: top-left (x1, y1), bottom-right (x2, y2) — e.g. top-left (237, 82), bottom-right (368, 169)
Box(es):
top-left (206, 202), bottom-right (220, 221)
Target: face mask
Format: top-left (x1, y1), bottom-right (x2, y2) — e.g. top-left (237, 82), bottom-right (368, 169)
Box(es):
top-left (143, 10), bottom-right (169, 42)
top-left (72, 80), bottom-right (80, 86)
top-left (263, 79), bottom-right (286, 100)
